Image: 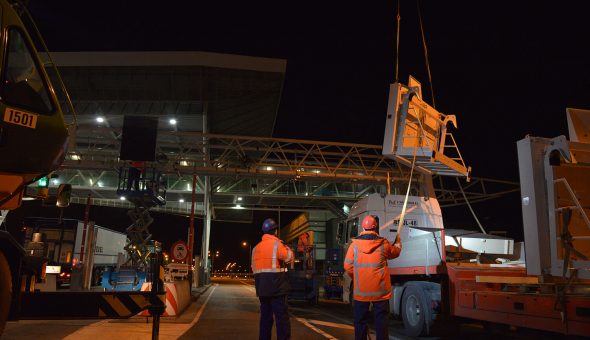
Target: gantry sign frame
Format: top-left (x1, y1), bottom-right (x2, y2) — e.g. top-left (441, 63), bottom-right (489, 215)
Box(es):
top-left (52, 130), bottom-right (519, 221)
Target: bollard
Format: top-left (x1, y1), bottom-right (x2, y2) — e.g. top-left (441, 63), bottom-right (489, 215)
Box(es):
top-left (149, 251), bottom-right (166, 340)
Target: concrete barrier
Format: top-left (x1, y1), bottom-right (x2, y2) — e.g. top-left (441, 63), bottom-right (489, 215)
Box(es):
top-left (138, 280), bottom-right (191, 316)
top-left (173, 280), bottom-right (191, 313)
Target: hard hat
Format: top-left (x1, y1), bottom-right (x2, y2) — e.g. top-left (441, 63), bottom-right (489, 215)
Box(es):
top-left (361, 215), bottom-right (378, 230)
top-left (262, 218), bottom-right (278, 232)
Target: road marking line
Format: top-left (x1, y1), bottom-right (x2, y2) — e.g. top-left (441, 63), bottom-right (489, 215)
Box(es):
top-left (295, 317), bottom-right (338, 339)
top-left (307, 319), bottom-right (354, 330)
top-left (304, 306), bottom-right (404, 340)
top-left (191, 284), bottom-right (217, 325)
top-left (163, 283), bottom-right (219, 339)
top-left (238, 280), bottom-right (256, 292)
top-left (63, 320), bottom-right (110, 340)
top-left (307, 306), bottom-right (352, 325)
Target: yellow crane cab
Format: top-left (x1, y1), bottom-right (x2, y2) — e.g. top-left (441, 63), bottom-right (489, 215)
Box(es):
top-left (0, 0), bottom-right (73, 210)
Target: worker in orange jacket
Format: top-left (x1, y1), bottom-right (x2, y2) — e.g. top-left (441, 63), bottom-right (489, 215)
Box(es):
top-left (344, 215), bottom-right (402, 340)
top-left (251, 218), bottom-right (294, 340)
top-left (127, 160), bottom-right (144, 191)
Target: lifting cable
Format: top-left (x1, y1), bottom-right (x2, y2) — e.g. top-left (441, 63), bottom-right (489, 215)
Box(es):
top-left (416, 0), bottom-right (436, 108)
top-left (456, 177), bottom-right (487, 234)
top-left (416, 1), bottom-right (487, 235)
top-left (396, 138), bottom-right (419, 237)
top-left (395, 0), bottom-right (401, 82)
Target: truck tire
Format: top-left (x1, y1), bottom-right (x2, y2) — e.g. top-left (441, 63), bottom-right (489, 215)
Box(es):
top-left (401, 284), bottom-right (429, 337)
top-left (0, 250), bottom-right (12, 336)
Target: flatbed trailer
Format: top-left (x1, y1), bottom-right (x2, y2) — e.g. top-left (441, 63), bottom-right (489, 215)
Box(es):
top-left (336, 79), bottom-right (590, 337)
top-left (445, 263), bottom-right (590, 336)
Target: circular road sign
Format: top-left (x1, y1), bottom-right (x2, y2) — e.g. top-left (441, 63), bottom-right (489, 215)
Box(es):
top-left (171, 241), bottom-right (188, 262)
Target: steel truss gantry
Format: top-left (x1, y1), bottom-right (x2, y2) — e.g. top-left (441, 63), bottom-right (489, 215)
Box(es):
top-left (55, 129), bottom-right (519, 218)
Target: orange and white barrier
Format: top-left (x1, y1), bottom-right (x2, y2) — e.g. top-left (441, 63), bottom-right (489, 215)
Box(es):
top-left (138, 280), bottom-right (191, 316)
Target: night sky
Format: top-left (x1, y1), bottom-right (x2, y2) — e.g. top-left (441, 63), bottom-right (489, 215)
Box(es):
top-left (15, 1), bottom-right (590, 265)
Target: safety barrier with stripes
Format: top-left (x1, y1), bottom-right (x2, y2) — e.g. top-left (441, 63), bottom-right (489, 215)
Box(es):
top-left (138, 280), bottom-right (191, 317)
top-left (99, 292), bottom-right (165, 317)
top-left (18, 291), bottom-right (165, 319)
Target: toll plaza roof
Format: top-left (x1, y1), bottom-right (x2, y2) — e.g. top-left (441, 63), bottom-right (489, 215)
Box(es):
top-left (43, 51), bottom-right (292, 223)
top-left (48, 51), bottom-right (286, 137)
top-left (43, 51), bottom-right (517, 224)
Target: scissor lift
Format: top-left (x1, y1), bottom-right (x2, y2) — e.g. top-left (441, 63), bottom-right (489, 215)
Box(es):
top-left (116, 166), bottom-right (166, 269)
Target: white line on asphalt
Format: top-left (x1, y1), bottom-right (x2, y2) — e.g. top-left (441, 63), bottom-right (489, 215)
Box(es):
top-left (63, 320), bottom-right (110, 340)
top-left (307, 306), bottom-right (352, 325)
top-left (238, 280), bottom-right (256, 292)
top-left (192, 284), bottom-right (218, 324)
top-left (176, 283), bottom-right (218, 338)
top-left (304, 306), bottom-right (404, 340)
top-left (307, 319), bottom-right (354, 330)
top-left (295, 317), bottom-right (338, 339)
top-left (236, 281), bottom-right (402, 340)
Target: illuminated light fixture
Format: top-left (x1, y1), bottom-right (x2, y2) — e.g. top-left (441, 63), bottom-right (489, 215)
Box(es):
top-left (186, 183), bottom-right (191, 191)
top-left (180, 160), bottom-right (189, 166)
top-left (235, 204), bottom-right (243, 209)
top-left (266, 166), bottom-right (273, 171)
top-left (96, 116), bottom-right (105, 123)
top-left (313, 169), bottom-right (321, 174)
top-left (120, 196), bottom-right (126, 200)
top-left (343, 204), bottom-right (350, 214)
top-left (237, 197), bottom-right (243, 201)
top-left (51, 178), bottom-right (59, 185)
top-left (97, 181), bottom-right (104, 187)
top-left (179, 199), bottom-right (185, 203)
top-left (169, 118), bottom-right (177, 125)
top-left (89, 179), bottom-right (93, 186)
top-left (71, 154), bottom-right (81, 161)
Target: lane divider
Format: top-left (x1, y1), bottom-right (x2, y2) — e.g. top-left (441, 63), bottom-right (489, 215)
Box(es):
top-left (241, 279), bottom-right (339, 339)
top-left (307, 319), bottom-right (354, 330)
top-left (295, 317), bottom-right (338, 339)
top-left (237, 280), bottom-right (395, 339)
top-left (238, 280), bottom-right (256, 292)
top-left (176, 283), bottom-right (218, 338)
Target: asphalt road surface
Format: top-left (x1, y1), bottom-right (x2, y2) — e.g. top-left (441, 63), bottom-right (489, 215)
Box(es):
top-left (2, 277), bottom-right (586, 339)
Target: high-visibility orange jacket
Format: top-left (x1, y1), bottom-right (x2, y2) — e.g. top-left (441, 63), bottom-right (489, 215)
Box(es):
top-left (130, 161), bottom-right (145, 171)
top-left (251, 234), bottom-right (294, 297)
top-left (343, 231), bottom-right (402, 302)
top-left (297, 231), bottom-right (311, 252)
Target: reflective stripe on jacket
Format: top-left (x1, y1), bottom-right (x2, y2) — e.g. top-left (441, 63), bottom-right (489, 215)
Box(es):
top-left (343, 231), bottom-right (401, 302)
top-left (251, 234), bottom-right (294, 297)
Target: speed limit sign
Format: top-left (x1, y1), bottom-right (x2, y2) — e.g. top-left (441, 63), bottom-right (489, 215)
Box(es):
top-left (171, 241), bottom-right (188, 262)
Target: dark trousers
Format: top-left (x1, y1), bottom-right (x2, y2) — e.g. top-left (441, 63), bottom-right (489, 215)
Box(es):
top-left (354, 299), bottom-right (389, 340)
top-left (259, 295), bottom-right (291, 340)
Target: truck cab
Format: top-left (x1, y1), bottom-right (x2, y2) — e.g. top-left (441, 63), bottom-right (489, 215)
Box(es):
top-left (339, 193), bottom-right (446, 304)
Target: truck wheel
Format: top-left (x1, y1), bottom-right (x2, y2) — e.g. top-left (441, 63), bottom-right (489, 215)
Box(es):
top-left (401, 284), bottom-right (428, 337)
top-left (0, 250), bottom-right (12, 336)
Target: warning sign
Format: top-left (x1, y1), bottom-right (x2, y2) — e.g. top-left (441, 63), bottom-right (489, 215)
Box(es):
top-left (171, 241), bottom-right (188, 262)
